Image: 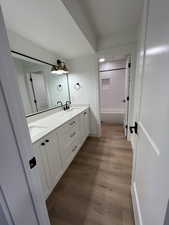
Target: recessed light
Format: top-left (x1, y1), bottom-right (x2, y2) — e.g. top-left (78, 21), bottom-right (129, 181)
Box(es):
top-left (99, 58), bottom-right (105, 63)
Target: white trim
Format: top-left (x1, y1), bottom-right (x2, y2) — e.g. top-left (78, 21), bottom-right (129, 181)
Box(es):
top-left (138, 121), bottom-right (160, 156)
top-left (131, 136), bottom-right (135, 152)
top-left (131, 182), bottom-right (143, 225)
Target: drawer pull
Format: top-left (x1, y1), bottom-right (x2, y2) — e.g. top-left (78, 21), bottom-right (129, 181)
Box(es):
top-left (72, 145), bottom-right (77, 152)
top-left (45, 139), bottom-right (50, 143)
top-left (41, 143), bottom-right (45, 146)
top-left (70, 132), bottom-right (76, 138)
top-left (69, 121), bottom-right (76, 126)
top-left (84, 112), bottom-right (87, 115)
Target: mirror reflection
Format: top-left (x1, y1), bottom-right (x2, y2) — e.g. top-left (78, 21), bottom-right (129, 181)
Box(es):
top-left (13, 55), bottom-right (70, 116)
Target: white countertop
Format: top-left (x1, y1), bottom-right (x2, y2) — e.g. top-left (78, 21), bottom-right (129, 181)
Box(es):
top-left (28, 106), bottom-right (89, 144)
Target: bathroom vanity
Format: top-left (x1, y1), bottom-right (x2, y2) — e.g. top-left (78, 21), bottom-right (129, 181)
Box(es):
top-left (12, 52), bottom-right (90, 199)
top-left (28, 106), bottom-right (89, 199)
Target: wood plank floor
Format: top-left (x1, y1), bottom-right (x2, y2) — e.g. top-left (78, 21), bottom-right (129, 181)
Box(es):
top-left (47, 123), bottom-right (134, 225)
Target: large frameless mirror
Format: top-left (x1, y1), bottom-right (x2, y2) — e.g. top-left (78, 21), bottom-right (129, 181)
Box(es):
top-left (12, 52), bottom-right (70, 117)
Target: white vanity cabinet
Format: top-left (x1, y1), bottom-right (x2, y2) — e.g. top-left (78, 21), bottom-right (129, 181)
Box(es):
top-left (33, 131), bottom-right (62, 199)
top-left (31, 107), bottom-right (90, 199)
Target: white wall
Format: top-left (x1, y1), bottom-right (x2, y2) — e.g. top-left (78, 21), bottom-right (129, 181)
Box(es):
top-left (100, 69), bottom-right (125, 112)
top-left (7, 30), bottom-right (57, 64)
top-left (61, 0), bottom-right (96, 51)
top-left (68, 54), bottom-right (101, 137)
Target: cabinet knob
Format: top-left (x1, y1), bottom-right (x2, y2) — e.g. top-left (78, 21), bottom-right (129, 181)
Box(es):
top-left (84, 112), bottom-right (87, 115)
top-left (41, 142), bottom-right (45, 146)
top-left (45, 139), bottom-right (50, 143)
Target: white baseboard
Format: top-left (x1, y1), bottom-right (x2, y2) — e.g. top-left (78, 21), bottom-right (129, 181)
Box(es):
top-left (131, 137), bottom-right (135, 152)
top-left (131, 182), bottom-right (143, 225)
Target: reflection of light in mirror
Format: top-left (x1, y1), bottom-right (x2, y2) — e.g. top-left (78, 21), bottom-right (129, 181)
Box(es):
top-left (146, 45), bottom-right (169, 55)
top-left (99, 58), bottom-right (105, 63)
top-left (54, 70), bottom-right (65, 75)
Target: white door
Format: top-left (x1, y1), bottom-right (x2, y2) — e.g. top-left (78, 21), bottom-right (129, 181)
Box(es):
top-left (0, 6), bottom-right (50, 225)
top-left (124, 57), bottom-right (131, 136)
top-left (31, 72), bottom-right (49, 112)
top-left (0, 81), bottom-right (40, 225)
top-left (131, 0), bottom-right (169, 225)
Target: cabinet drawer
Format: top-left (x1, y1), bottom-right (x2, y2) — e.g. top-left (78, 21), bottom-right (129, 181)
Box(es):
top-left (60, 132), bottom-right (78, 161)
top-left (61, 116), bottom-right (80, 132)
top-left (59, 116), bottom-right (80, 144)
top-left (62, 139), bottom-right (79, 171)
top-left (64, 128), bottom-right (79, 146)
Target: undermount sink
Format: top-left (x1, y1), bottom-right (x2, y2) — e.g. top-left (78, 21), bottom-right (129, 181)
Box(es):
top-left (28, 125), bottom-right (47, 137)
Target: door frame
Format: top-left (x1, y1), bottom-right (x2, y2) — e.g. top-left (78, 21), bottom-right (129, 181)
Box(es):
top-left (0, 6), bottom-right (50, 225)
top-left (130, 1), bottom-right (152, 224)
top-left (131, 0), bottom-right (149, 183)
top-left (124, 56), bottom-right (131, 137)
top-left (98, 55), bottom-right (133, 139)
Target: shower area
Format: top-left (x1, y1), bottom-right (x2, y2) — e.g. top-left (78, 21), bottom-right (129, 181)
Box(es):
top-left (99, 58), bottom-right (130, 136)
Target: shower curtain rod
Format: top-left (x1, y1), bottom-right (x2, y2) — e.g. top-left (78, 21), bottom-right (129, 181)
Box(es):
top-left (99, 67), bottom-right (126, 72)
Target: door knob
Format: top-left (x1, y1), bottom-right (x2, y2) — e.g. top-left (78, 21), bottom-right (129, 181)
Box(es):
top-left (129, 122), bottom-right (138, 134)
top-left (29, 157), bottom-right (37, 169)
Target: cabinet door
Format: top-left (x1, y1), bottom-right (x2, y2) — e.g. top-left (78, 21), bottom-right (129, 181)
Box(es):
top-left (83, 110), bottom-right (89, 138)
top-left (44, 131), bottom-right (62, 191)
top-left (80, 110), bottom-right (89, 142)
top-left (33, 140), bottom-right (50, 199)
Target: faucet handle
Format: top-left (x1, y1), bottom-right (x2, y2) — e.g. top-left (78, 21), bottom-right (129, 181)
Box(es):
top-left (57, 101), bottom-right (63, 106)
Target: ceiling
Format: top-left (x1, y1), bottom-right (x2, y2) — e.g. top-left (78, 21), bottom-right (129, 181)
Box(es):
top-left (0, 0), bottom-right (94, 59)
top-left (0, 0), bottom-right (143, 59)
top-left (79, 0), bottom-right (143, 39)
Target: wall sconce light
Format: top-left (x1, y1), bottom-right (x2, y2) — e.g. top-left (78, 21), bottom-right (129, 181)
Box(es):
top-left (51, 59), bottom-right (69, 75)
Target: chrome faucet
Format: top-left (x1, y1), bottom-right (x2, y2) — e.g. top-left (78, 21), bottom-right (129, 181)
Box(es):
top-left (64, 101), bottom-right (71, 110)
